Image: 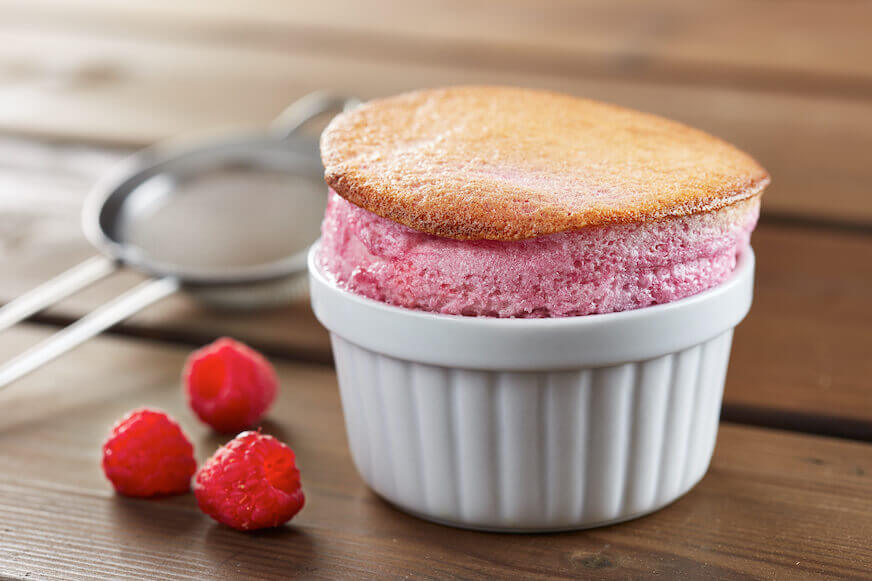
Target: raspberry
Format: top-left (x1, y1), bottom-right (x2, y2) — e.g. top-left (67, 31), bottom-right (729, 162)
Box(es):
top-left (102, 409), bottom-right (196, 497)
top-left (183, 337), bottom-right (278, 433)
top-left (194, 431), bottom-right (304, 531)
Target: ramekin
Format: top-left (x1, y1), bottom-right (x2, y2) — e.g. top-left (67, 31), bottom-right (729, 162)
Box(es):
top-left (309, 244), bottom-right (755, 532)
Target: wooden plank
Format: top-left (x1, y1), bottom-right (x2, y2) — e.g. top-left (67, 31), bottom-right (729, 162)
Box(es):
top-left (2, 0), bottom-right (871, 90)
top-left (1, 137), bottom-right (870, 429)
top-left (0, 28), bottom-right (870, 222)
top-left (1, 325), bottom-right (871, 579)
top-left (727, 224), bottom-right (872, 436)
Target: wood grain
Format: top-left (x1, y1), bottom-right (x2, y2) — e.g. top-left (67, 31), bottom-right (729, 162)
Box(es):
top-left (728, 224), bottom-right (872, 434)
top-left (0, 24), bottom-right (870, 222)
top-left (0, 325), bottom-right (870, 579)
top-left (3, 0), bottom-right (871, 90)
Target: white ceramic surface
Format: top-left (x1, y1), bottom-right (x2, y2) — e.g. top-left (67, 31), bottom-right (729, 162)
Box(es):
top-left (309, 245), bottom-right (755, 531)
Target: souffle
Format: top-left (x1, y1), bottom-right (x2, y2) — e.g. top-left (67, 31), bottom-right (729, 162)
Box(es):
top-left (318, 86), bottom-right (769, 318)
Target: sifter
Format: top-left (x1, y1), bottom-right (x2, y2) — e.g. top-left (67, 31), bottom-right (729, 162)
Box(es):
top-left (0, 91), bottom-right (360, 389)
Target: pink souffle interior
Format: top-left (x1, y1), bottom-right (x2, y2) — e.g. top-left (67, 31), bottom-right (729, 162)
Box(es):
top-left (317, 190), bottom-right (759, 318)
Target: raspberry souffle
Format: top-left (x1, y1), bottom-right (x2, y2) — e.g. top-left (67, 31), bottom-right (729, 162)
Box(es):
top-left (310, 86), bottom-right (769, 532)
top-left (318, 86), bottom-right (767, 318)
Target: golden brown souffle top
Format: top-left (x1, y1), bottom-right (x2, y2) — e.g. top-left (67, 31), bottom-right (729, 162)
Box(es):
top-left (320, 86), bottom-right (770, 241)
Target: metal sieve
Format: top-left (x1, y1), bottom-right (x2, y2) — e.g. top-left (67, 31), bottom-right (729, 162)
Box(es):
top-left (0, 91), bottom-right (359, 389)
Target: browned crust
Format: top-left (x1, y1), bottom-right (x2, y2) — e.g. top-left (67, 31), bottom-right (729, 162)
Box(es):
top-left (321, 86), bottom-right (770, 241)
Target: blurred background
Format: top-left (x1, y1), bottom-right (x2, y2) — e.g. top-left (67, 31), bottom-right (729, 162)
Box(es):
top-left (0, 1), bottom-right (869, 434)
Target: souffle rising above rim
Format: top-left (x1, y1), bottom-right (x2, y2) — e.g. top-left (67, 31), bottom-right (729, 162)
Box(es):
top-left (317, 86), bottom-right (770, 318)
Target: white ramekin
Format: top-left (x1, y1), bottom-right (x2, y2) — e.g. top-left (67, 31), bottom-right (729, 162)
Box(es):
top-left (309, 244), bottom-right (754, 532)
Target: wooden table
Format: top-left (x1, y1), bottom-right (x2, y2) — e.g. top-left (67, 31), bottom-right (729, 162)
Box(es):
top-left (1, 1), bottom-right (871, 578)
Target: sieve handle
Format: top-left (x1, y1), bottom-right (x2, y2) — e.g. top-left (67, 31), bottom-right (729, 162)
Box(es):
top-left (0, 256), bottom-right (118, 333)
top-left (0, 276), bottom-right (180, 390)
top-left (270, 91), bottom-right (362, 141)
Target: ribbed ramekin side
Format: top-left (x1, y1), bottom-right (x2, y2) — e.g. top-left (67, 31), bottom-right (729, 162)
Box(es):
top-left (330, 330), bottom-right (734, 531)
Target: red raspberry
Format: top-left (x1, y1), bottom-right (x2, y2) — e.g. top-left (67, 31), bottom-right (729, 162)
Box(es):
top-left (194, 431), bottom-right (304, 531)
top-left (183, 337), bottom-right (278, 433)
top-left (102, 409), bottom-right (196, 497)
